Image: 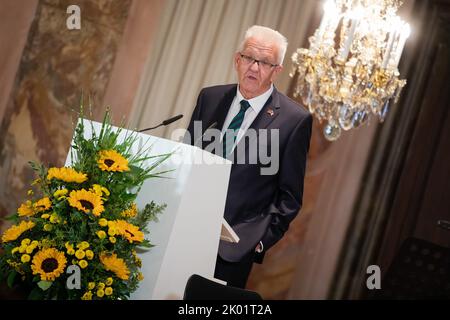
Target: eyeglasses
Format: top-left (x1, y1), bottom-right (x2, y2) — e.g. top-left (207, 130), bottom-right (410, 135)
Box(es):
top-left (239, 53), bottom-right (278, 70)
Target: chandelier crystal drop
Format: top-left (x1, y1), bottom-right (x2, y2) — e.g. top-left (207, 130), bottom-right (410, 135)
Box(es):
top-left (290, 0), bottom-right (410, 141)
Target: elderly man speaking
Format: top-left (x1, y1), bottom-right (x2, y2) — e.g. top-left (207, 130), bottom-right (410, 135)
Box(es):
top-left (185, 25), bottom-right (312, 289)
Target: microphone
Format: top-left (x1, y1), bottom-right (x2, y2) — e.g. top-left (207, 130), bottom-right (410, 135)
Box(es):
top-left (139, 114), bottom-right (183, 132)
top-left (193, 121), bottom-right (218, 147)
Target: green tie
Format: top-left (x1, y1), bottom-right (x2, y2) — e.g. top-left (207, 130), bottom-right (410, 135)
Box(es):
top-left (222, 100), bottom-right (251, 158)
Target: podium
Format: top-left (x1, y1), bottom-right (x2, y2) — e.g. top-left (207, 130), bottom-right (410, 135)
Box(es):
top-left (65, 120), bottom-right (232, 299)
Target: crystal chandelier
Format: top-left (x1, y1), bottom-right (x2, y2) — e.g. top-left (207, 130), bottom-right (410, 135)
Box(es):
top-left (290, 0), bottom-right (410, 141)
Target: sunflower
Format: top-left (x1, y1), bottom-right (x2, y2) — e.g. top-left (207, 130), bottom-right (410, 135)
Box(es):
top-left (120, 203), bottom-right (137, 218)
top-left (47, 167), bottom-right (88, 183)
top-left (31, 248), bottom-right (67, 281)
top-left (109, 220), bottom-right (144, 243)
top-left (99, 253), bottom-right (130, 280)
top-left (17, 201), bottom-right (34, 217)
top-left (97, 150), bottom-right (130, 172)
top-left (68, 189), bottom-right (104, 216)
top-left (1, 221), bottom-right (35, 243)
top-left (33, 197), bottom-right (52, 213)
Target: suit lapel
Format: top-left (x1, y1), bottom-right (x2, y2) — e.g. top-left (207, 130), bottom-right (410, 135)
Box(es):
top-left (248, 88), bottom-right (280, 131)
top-left (215, 85), bottom-right (237, 132)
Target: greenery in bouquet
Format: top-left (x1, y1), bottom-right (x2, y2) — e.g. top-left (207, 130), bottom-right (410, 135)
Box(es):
top-left (0, 109), bottom-right (173, 299)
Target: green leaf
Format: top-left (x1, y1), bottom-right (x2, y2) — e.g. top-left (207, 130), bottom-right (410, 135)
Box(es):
top-left (28, 287), bottom-right (44, 300)
top-left (136, 241), bottom-right (154, 250)
top-left (7, 270), bottom-right (17, 288)
top-left (37, 280), bottom-right (53, 291)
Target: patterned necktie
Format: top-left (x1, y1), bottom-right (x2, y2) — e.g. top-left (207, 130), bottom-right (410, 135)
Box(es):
top-left (222, 99), bottom-right (251, 158)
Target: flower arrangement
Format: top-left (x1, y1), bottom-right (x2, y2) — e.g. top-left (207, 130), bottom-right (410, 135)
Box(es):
top-left (0, 110), bottom-right (172, 299)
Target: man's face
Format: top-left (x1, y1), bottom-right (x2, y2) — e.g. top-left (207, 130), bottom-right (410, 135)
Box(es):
top-left (235, 37), bottom-right (283, 99)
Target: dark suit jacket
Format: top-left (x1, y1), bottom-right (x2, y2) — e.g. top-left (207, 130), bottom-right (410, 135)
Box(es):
top-left (185, 84), bottom-right (312, 263)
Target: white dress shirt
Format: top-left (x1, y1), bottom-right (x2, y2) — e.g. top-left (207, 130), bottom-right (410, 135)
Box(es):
top-left (221, 84), bottom-right (274, 153)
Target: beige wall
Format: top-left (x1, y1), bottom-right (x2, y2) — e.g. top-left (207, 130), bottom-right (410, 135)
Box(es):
top-left (101, 0), bottom-right (165, 122)
top-left (0, 1), bottom-right (38, 130)
top-left (0, 0), bottom-right (132, 224)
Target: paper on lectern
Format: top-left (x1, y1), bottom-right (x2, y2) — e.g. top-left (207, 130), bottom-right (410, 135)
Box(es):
top-left (220, 218), bottom-right (239, 243)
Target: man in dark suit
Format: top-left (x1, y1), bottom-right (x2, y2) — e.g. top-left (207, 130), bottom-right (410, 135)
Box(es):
top-left (185, 25), bottom-right (312, 288)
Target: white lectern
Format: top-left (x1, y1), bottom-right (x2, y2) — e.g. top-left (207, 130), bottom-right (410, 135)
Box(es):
top-left (66, 120), bottom-right (232, 299)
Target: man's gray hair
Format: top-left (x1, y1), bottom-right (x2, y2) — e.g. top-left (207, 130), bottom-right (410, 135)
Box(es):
top-left (237, 25), bottom-right (288, 65)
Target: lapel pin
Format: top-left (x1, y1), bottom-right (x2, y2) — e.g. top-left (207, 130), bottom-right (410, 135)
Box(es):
top-left (267, 108), bottom-right (274, 117)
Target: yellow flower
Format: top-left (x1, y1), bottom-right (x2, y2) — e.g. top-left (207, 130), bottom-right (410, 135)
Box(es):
top-left (26, 244), bottom-right (37, 254)
top-left (18, 201), bottom-right (34, 217)
top-left (65, 242), bottom-right (75, 255)
top-left (68, 189), bottom-right (104, 216)
top-left (97, 282), bottom-right (105, 290)
top-left (100, 186), bottom-right (110, 197)
top-left (53, 189), bottom-right (68, 199)
top-left (81, 291), bottom-right (93, 300)
top-left (107, 227), bottom-right (116, 236)
top-left (21, 254), bottom-right (31, 263)
top-left (109, 220), bottom-right (144, 243)
top-left (49, 213), bottom-right (60, 224)
top-left (98, 218), bottom-right (108, 227)
top-left (2, 221), bottom-right (35, 243)
top-left (109, 237), bottom-right (116, 244)
top-left (33, 197), bottom-right (52, 213)
top-left (91, 184), bottom-right (103, 196)
top-left (43, 224), bottom-right (53, 231)
top-left (75, 250), bottom-right (85, 260)
top-left (12, 247), bottom-right (19, 254)
top-left (85, 250), bottom-right (94, 260)
top-left (77, 241), bottom-right (90, 250)
top-left (27, 190), bottom-right (34, 196)
top-left (21, 238), bottom-right (31, 246)
top-left (138, 272), bottom-right (144, 281)
top-left (47, 167), bottom-right (88, 183)
top-left (97, 150), bottom-right (130, 172)
top-left (79, 260), bottom-right (88, 269)
top-left (105, 287), bottom-right (113, 296)
top-left (120, 204), bottom-right (137, 218)
top-left (97, 231), bottom-right (106, 239)
top-left (91, 184), bottom-right (110, 197)
top-left (105, 277), bottom-right (113, 286)
top-left (88, 282), bottom-right (96, 290)
top-left (134, 256), bottom-right (142, 268)
top-left (99, 253), bottom-right (130, 280)
top-left (41, 213), bottom-right (50, 219)
top-left (96, 289), bottom-right (105, 298)
top-left (31, 248), bottom-right (67, 281)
